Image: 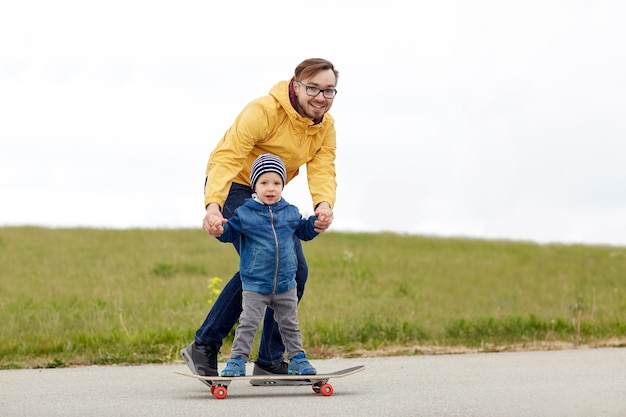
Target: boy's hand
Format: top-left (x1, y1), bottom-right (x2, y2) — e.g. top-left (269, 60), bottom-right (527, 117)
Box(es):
top-left (203, 203), bottom-right (227, 237)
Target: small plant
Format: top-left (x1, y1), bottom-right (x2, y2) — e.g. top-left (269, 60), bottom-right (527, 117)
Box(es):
top-left (207, 277), bottom-right (223, 305)
top-left (45, 358), bottom-right (65, 368)
top-left (152, 263), bottom-right (175, 277)
top-left (571, 297), bottom-right (585, 345)
top-left (119, 310), bottom-right (132, 341)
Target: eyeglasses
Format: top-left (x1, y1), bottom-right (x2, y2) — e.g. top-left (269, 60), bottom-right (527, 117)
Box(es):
top-left (296, 81), bottom-right (338, 99)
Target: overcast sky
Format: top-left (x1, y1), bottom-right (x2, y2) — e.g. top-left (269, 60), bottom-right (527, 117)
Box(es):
top-left (2, 1), bottom-right (625, 247)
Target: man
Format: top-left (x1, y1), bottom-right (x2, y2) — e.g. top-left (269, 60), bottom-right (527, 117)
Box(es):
top-left (181, 58), bottom-right (339, 385)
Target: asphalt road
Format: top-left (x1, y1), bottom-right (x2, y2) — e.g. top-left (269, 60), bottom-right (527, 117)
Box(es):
top-left (1, 347), bottom-right (624, 417)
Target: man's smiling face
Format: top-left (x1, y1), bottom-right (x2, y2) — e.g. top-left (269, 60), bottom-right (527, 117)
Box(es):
top-left (293, 68), bottom-right (337, 120)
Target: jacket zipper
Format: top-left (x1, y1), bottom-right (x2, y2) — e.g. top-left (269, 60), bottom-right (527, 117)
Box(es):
top-left (269, 206), bottom-right (279, 294)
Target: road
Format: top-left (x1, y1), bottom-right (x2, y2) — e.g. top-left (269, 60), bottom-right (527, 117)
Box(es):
top-left (1, 347), bottom-right (624, 417)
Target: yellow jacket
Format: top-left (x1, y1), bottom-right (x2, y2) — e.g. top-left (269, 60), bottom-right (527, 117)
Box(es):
top-left (204, 80), bottom-right (337, 210)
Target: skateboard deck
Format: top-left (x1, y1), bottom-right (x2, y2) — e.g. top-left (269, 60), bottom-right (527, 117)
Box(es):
top-left (175, 365), bottom-right (365, 399)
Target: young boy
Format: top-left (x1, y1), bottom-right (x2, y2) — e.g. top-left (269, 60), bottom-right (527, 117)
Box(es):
top-left (207, 153), bottom-right (318, 377)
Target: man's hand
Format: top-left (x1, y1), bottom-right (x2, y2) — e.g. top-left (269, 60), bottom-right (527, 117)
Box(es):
top-left (203, 203), bottom-right (227, 237)
top-left (314, 202), bottom-right (333, 233)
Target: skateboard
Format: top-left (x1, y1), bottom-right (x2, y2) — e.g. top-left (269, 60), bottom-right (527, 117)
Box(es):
top-left (175, 365), bottom-right (365, 399)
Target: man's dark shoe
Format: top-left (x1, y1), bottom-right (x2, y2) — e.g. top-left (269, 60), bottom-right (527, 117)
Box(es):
top-left (180, 342), bottom-right (218, 387)
top-left (250, 360), bottom-right (312, 386)
top-left (255, 361), bottom-right (289, 374)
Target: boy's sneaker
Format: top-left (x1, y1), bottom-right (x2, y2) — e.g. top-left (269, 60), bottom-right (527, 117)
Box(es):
top-left (221, 357), bottom-right (246, 377)
top-left (288, 353), bottom-right (317, 375)
top-left (180, 342), bottom-right (218, 387)
top-left (250, 360), bottom-right (311, 386)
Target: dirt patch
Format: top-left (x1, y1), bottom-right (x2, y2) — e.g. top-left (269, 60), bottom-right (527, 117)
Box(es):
top-left (312, 338), bottom-right (626, 358)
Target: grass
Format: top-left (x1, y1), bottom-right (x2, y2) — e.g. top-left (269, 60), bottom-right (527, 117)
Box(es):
top-left (1, 226), bottom-right (625, 369)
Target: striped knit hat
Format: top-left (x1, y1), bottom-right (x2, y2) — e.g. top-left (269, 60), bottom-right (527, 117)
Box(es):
top-left (250, 153), bottom-right (287, 190)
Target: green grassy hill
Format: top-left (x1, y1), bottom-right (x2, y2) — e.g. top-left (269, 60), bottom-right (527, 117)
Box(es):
top-left (1, 227), bottom-right (624, 369)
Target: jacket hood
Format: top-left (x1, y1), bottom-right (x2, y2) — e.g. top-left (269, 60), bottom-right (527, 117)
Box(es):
top-left (268, 80), bottom-right (324, 127)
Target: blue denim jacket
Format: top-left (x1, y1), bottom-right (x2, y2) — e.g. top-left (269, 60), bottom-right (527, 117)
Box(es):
top-left (217, 197), bottom-right (318, 294)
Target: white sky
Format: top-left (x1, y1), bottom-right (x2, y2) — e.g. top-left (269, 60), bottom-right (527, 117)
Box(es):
top-left (2, 0), bottom-right (625, 246)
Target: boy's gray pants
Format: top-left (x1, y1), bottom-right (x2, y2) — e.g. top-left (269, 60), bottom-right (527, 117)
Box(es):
top-left (230, 287), bottom-right (304, 361)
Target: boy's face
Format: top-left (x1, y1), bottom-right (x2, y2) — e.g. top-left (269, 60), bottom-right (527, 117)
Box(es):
top-left (254, 172), bottom-right (283, 205)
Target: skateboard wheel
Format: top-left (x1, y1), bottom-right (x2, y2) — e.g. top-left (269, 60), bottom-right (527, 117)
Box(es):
top-left (213, 386), bottom-right (228, 399)
top-left (319, 383), bottom-right (333, 396)
top-left (312, 383), bottom-right (321, 394)
top-left (210, 385), bottom-right (216, 395)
